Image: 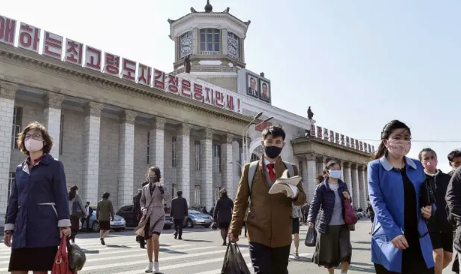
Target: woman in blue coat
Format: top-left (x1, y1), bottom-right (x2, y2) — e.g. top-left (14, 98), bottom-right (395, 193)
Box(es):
top-left (368, 120), bottom-right (434, 274)
top-left (3, 121), bottom-right (71, 273)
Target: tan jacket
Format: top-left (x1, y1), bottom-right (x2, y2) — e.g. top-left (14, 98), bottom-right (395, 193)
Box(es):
top-left (229, 157), bottom-right (307, 248)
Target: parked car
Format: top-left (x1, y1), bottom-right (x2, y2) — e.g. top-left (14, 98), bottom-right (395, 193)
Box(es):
top-left (183, 210), bottom-right (213, 228)
top-left (116, 205), bottom-right (172, 229)
top-left (86, 213), bottom-right (127, 232)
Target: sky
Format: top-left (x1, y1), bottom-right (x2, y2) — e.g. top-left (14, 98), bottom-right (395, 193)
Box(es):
top-left (2, 0), bottom-right (460, 172)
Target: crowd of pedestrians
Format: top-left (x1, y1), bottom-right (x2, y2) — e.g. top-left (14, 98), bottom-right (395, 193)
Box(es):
top-left (2, 120), bottom-right (461, 274)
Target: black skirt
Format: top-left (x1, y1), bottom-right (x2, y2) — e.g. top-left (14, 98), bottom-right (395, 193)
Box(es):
top-left (9, 246), bottom-right (58, 271)
top-left (99, 220), bottom-right (111, 230)
top-left (219, 222), bottom-right (230, 230)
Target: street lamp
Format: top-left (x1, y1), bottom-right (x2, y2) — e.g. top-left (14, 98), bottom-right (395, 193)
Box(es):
top-left (242, 112), bottom-right (263, 166)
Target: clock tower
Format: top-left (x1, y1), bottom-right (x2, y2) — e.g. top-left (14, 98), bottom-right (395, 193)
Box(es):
top-left (168, 1), bottom-right (250, 92)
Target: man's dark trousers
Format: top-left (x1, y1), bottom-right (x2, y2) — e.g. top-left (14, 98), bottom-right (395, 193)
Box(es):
top-left (174, 219), bottom-right (183, 238)
top-left (249, 242), bottom-right (291, 274)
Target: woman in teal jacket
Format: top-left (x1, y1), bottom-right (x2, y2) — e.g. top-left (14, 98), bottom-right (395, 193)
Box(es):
top-left (368, 120), bottom-right (434, 274)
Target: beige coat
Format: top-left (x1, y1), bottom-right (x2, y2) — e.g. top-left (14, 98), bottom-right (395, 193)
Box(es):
top-left (229, 157), bottom-right (307, 248)
top-left (139, 183), bottom-right (170, 235)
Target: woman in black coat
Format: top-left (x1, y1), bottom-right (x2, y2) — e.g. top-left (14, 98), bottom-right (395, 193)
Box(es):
top-left (213, 189), bottom-right (234, 246)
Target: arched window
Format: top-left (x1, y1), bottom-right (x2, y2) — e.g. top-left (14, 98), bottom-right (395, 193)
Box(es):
top-left (200, 29), bottom-right (220, 53)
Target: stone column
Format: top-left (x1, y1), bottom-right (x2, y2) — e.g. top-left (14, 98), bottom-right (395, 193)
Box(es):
top-left (178, 123), bottom-right (192, 203)
top-left (360, 166), bottom-right (368, 206)
top-left (192, 28), bottom-right (199, 55)
top-left (306, 154), bottom-right (317, 202)
top-left (343, 162), bottom-right (353, 196)
top-left (317, 156), bottom-right (326, 176)
top-left (200, 129), bottom-right (214, 210)
top-left (43, 92), bottom-right (65, 159)
top-left (222, 29), bottom-right (228, 56)
top-left (149, 117), bottom-right (166, 177)
top-left (222, 134), bottom-right (234, 199)
top-left (82, 102), bottom-right (103, 204)
top-left (351, 164), bottom-right (361, 209)
top-left (118, 110), bottom-right (136, 209)
top-left (0, 81), bottom-right (18, 223)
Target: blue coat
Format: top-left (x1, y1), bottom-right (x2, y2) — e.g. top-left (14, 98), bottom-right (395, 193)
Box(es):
top-left (5, 154), bottom-right (71, 249)
top-left (307, 179), bottom-right (350, 234)
top-left (368, 156), bottom-right (434, 273)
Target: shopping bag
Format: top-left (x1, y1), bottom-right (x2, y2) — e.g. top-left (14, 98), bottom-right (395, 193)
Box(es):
top-left (343, 199), bottom-right (358, 225)
top-left (51, 237), bottom-right (73, 274)
top-left (304, 226), bottom-right (317, 247)
top-left (67, 238), bottom-right (86, 271)
top-left (221, 243), bottom-right (251, 274)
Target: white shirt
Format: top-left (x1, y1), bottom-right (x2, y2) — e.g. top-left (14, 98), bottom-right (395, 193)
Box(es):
top-left (85, 206), bottom-right (90, 216)
top-left (263, 158), bottom-right (276, 175)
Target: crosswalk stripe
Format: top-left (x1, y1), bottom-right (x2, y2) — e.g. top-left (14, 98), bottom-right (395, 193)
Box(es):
top-left (77, 249), bottom-right (230, 272)
top-left (110, 253), bottom-right (251, 274)
top-left (84, 244), bottom-right (196, 256)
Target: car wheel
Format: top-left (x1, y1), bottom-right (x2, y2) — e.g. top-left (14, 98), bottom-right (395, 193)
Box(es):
top-left (186, 219), bottom-right (194, 228)
top-left (92, 221), bottom-right (100, 232)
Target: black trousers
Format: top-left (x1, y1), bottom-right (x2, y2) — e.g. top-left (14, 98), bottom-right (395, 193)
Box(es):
top-left (249, 242), bottom-right (291, 274)
top-left (374, 264), bottom-right (434, 274)
top-left (174, 219), bottom-right (183, 237)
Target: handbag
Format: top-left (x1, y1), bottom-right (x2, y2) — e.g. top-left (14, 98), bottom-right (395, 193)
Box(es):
top-left (221, 243), bottom-right (251, 274)
top-left (52, 237), bottom-right (74, 274)
top-left (343, 198), bottom-right (358, 225)
top-left (67, 238), bottom-right (86, 271)
top-left (304, 227), bottom-right (317, 247)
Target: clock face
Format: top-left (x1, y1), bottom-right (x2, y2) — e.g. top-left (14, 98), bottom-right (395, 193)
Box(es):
top-left (227, 34), bottom-right (239, 59)
top-left (180, 32), bottom-right (193, 58)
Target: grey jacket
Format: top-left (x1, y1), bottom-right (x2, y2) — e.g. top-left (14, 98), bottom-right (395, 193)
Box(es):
top-left (69, 194), bottom-right (86, 218)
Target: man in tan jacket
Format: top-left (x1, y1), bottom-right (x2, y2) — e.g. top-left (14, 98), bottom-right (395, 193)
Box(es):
top-left (229, 125), bottom-right (306, 274)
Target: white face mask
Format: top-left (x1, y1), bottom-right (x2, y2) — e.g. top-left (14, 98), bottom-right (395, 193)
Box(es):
top-left (329, 170), bottom-right (342, 179)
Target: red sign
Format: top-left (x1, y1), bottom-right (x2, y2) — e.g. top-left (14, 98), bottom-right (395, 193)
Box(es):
top-left (43, 31), bottom-right (62, 60)
top-left (167, 75), bottom-right (179, 94)
top-left (138, 64), bottom-right (152, 86)
top-left (335, 133), bottom-right (340, 144)
top-left (122, 58), bottom-right (136, 81)
top-left (346, 137), bottom-right (350, 147)
top-left (359, 141), bottom-right (363, 151)
top-left (181, 79), bottom-right (192, 98)
top-left (193, 83), bottom-right (203, 101)
top-left (317, 126), bottom-right (323, 138)
top-left (369, 144), bottom-right (372, 153)
top-left (18, 23), bottom-right (40, 53)
top-left (104, 53), bottom-right (120, 76)
top-left (0, 15), bottom-right (16, 45)
top-left (153, 69), bottom-right (166, 90)
top-left (65, 39), bottom-right (83, 65)
top-left (341, 134), bottom-right (345, 145)
top-left (85, 46), bottom-right (102, 71)
top-left (323, 128), bottom-right (329, 141)
top-left (355, 140), bottom-right (359, 149)
top-left (311, 124), bottom-right (316, 137)
top-left (329, 130), bottom-right (334, 143)
top-left (350, 138), bottom-right (355, 149)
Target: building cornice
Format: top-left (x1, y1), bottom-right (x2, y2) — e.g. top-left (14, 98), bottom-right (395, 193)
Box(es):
top-left (291, 137), bottom-right (372, 157)
top-left (0, 44), bottom-right (252, 126)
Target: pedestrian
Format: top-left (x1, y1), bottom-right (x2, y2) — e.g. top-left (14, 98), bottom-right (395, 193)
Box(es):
top-left (302, 203), bottom-right (310, 224)
top-left (447, 149), bottom-right (461, 177)
top-left (366, 196), bottom-right (375, 234)
top-left (292, 204), bottom-right (302, 258)
top-left (171, 190), bottom-right (188, 240)
top-left (229, 125), bottom-right (307, 274)
top-left (140, 166), bottom-right (170, 273)
top-left (202, 206), bottom-right (208, 214)
top-left (83, 201), bottom-right (93, 231)
top-left (446, 165), bottom-right (461, 273)
top-left (134, 181), bottom-right (149, 248)
top-left (368, 120), bottom-right (434, 273)
top-left (97, 192), bottom-right (115, 245)
top-left (3, 121), bottom-right (71, 273)
top-left (68, 185), bottom-right (86, 243)
top-left (210, 206), bottom-right (215, 218)
top-left (213, 188), bottom-right (234, 246)
top-left (308, 160), bottom-right (353, 274)
top-left (419, 148), bottom-right (453, 274)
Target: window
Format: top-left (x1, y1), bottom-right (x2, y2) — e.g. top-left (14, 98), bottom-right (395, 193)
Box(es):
top-left (172, 136), bottom-right (177, 167)
top-left (180, 31), bottom-right (193, 58)
top-left (11, 107), bottom-right (22, 149)
top-left (195, 141), bottom-right (201, 170)
top-left (298, 161), bottom-right (303, 177)
top-left (200, 29), bottom-right (220, 53)
top-left (172, 184), bottom-right (177, 199)
top-left (7, 172), bottom-right (15, 202)
top-left (59, 115), bottom-right (64, 155)
top-left (227, 32), bottom-right (240, 59)
top-left (214, 144), bottom-right (221, 173)
top-left (194, 185), bottom-right (201, 206)
top-left (147, 132), bottom-right (150, 164)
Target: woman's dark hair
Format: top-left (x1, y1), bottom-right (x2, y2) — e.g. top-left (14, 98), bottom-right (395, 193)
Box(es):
top-left (326, 160), bottom-right (341, 170)
top-left (146, 166), bottom-right (162, 181)
top-left (316, 174), bottom-right (324, 184)
top-left (102, 192), bottom-right (110, 199)
top-left (373, 120), bottom-right (411, 160)
top-left (68, 185), bottom-right (78, 201)
top-left (219, 188), bottom-right (228, 198)
top-left (17, 121), bottom-right (54, 155)
top-left (418, 148), bottom-right (437, 161)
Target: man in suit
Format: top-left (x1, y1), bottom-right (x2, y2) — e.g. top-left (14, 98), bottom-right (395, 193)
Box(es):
top-left (229, 125), bottom-right (307, 274)
top-left (171, 190), bottom-right (188, 240)
top-left (248, 77), bottom-right (259, 97)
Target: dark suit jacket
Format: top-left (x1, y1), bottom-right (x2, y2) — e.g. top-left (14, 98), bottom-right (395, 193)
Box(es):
top-left (171, 196), bottom-right (188, 220)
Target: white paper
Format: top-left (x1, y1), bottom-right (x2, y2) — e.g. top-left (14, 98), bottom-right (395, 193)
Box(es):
top-left (289, 184), bottom-right (298, 197)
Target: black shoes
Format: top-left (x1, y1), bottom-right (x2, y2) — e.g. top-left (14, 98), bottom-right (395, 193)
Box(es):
top-left (101, 238), bottom-right (105, 245)
top-left (178, 236), bottom-right (183, 240)
top-left (174, 233), bottom-right (177, 239)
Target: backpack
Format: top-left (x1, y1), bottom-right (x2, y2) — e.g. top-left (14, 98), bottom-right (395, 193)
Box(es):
top-left (71, 198), bottom-right (84, 218)
top-left (247, 160), bottom-right (294, 198)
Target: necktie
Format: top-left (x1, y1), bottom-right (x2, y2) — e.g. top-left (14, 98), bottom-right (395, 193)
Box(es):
top-left (267, 163), bottom-right (275, 181)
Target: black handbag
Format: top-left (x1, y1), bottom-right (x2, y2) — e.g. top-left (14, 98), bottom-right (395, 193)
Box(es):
top-left (221, 243), bottom-right (251, 274)
top-left (304, 227), bottom-right (317, 247)
top-left (67, 238), bottom-right (86, 271)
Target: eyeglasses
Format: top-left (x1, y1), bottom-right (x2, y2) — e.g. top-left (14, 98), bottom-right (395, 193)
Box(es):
top-left (25, 133), bottom-right (43, 140)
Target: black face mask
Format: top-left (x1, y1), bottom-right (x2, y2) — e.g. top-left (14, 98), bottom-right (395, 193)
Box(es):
top-left (148, 176), bottom-right (158, 183)
top-left (265, 146), bottom-right (283, 159)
